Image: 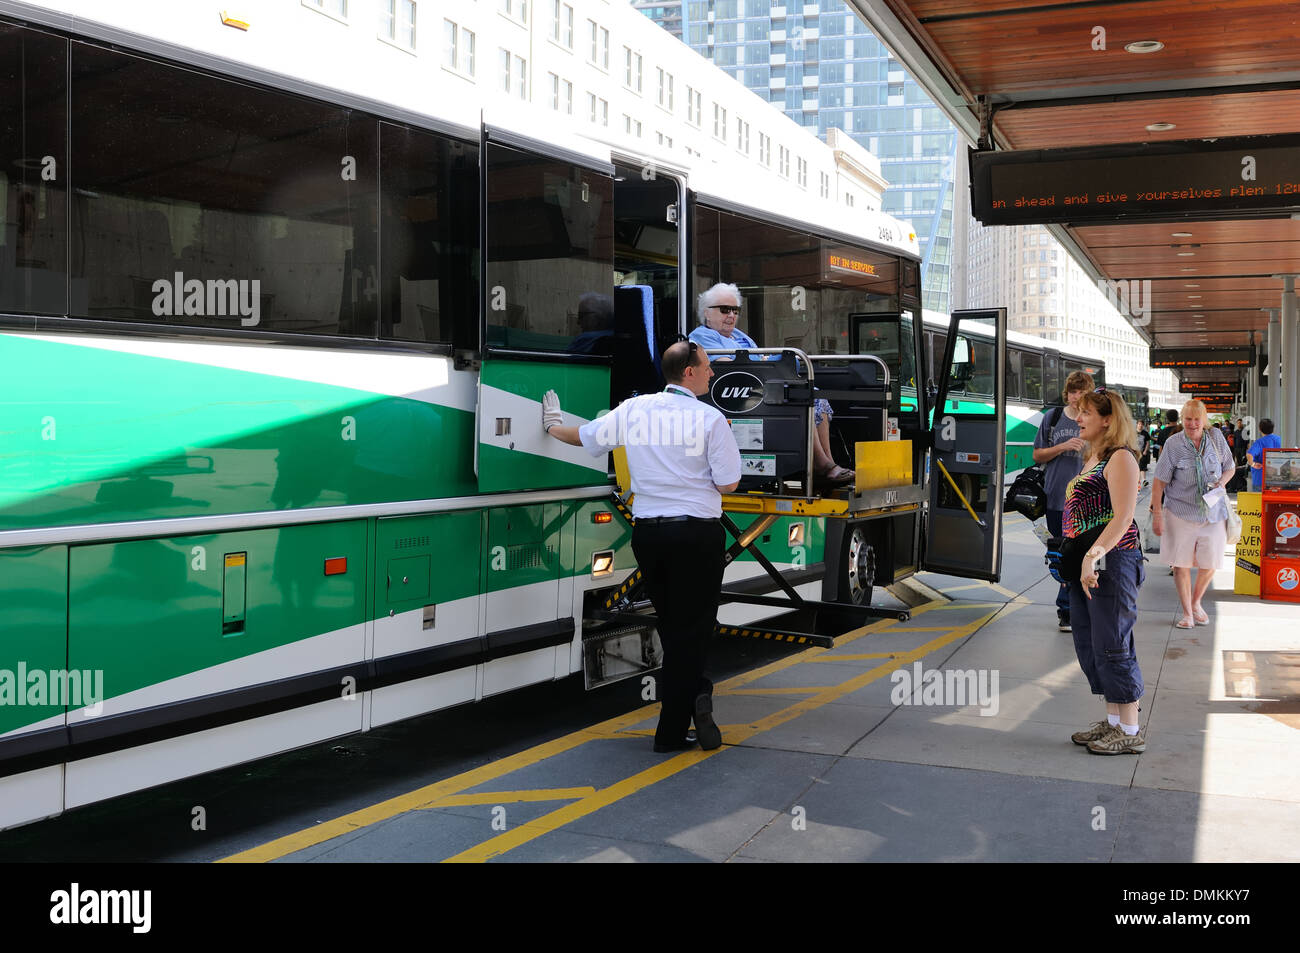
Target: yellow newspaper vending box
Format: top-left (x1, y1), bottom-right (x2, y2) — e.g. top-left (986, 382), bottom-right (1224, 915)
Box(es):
top-left (1234, 492), bottom-right (1261, 596)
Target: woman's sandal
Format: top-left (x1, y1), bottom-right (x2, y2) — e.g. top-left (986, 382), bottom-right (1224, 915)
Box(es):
top-left (1192, 609), bottom-right (1210, 625)
top-left (1176, 615), bottom-right (1195, 629)
top-left (819, 465), bottom-right (856, 487)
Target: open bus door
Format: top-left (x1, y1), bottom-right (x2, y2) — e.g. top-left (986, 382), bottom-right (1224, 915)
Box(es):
top-left (922, 308), bottom-right (1006, 581)
top-left (475, 130), bottom-right (616, 495)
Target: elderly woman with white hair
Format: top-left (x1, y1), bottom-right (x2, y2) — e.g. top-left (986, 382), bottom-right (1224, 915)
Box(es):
top-left (688, 282), bottom-right (854, 486)
top-left (1150, 399), bottom-right (1235, 629)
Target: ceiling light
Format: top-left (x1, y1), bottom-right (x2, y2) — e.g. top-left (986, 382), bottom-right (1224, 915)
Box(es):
top-left (1187, 295), bottom-right (1202, 299)
top-left (1126, 40), bottom-right (1165, 53)
top-left (1146, 122), bottom-right (1176, 132)
top-left (1184, 283), bottom-right (1200, 288)
top-left (1177, 252), bottom-right (1195, 256)
top-left (1180, 267), bottom-right (1197, 272)
top-left (1172, 231), bottom-right (1193, 238)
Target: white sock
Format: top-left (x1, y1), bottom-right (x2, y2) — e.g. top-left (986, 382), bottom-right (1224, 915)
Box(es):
top-left (1107, 714), bottom-right (1120, 727)
top-left (1120, 722), bottom-right (1139, 736)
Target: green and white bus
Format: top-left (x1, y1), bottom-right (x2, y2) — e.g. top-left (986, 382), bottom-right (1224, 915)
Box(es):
top-left (0, 1), bottom-right (1014, 829)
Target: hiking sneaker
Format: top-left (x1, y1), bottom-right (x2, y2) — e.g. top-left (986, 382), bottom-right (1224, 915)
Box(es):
top-left (1087, 725), bottom-right (1146, 755)
top-left (1057, 611), bottom-right (1071, 632)
top-left (1071, 720), bottom-right (1112, 746)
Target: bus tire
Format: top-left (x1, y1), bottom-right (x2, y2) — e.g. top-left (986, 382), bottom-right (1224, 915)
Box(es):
top-left (824, 519), bottom-right (876, 606)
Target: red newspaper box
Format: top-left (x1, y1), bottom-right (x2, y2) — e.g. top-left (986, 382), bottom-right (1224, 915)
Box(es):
top-left (1260, 448), bottom-right (1300, 602)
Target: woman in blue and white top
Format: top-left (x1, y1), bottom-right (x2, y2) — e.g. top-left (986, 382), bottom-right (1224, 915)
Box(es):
top-left (1150, 399), bottom-right (1236, 629)
top-left (689, 282), bottom-right (853, 487)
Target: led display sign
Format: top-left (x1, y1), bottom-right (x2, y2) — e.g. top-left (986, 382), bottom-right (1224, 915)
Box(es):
top-left (971, 134), bottom-right (1300, 225)
top-left (1150, 347), bottom-right (1255, 369)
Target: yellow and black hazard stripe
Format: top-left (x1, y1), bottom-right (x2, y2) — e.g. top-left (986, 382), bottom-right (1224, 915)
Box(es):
top-left (714, 624), bottom-right (833, 648)
top-left (602, 569), bottom-right (644, 610)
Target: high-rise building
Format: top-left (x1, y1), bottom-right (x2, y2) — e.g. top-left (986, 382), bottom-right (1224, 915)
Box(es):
top-left (630, 1), bottom-right (683, 39)
top-left (966, 221), bottom-right (1179, 409)
top-left (638, 0), bottom-right (963, 313)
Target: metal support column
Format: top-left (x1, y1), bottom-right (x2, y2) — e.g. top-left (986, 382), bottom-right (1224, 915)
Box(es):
top-left (1266, 308), bottom-right (1280, 434)
top-left (1284, 277), bottom-right (1300, 448)
top-left (1245, 331), bottom-right (1257, 434)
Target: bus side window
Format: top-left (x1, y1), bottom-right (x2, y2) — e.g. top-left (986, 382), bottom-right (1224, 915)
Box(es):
top-left (1022, 351), bottom-right (1044, 404)
top-left (1006, 349), bottom-right (1023, 402)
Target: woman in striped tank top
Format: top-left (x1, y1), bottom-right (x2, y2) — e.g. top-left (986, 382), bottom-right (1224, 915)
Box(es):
top-left (1065, 389), bottom-right (1147, 755)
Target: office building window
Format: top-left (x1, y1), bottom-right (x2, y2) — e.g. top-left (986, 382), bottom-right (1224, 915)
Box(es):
top-left (443, 21), bottom-right (475, 75)
top-left (380, 0), bottom-right (416, 48)
top-left (657, 68), bottom-right (674, 111)
top-left (587, 20), bottom-right (609, 69)
top-left (304, 0), bottom-right (348, 19)
top-left (624, 47), bottom-right (642, 92)
top-left (500, 0), bottom-right (528, 25)
top-left (551, 1), bottom-right (573, 48)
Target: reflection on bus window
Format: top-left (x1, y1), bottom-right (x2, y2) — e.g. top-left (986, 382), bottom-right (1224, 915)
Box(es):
top-left (0, 24), bottom-right (66, 315)
top-left (692, 206), bottom-right (900, 356)
top-left (71, 43), bottom-right (379, 337)
top-left (485, 144), bottom-right (613, 353)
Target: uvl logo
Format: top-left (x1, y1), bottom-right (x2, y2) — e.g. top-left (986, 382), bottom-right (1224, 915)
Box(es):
top-left (711, 371), bottom-right (764, 413)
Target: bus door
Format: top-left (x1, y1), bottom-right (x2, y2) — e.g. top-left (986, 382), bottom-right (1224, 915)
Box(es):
top-left (922, 309), bottom-right (1007, 581)
top-left (476, 131), bottom-right (616, 495)
top-left (609, 159), bottom-right (682, 408)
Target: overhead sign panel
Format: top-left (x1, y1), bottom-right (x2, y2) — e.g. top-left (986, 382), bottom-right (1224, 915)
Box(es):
top-left (971, 134), bottom-right (1300, 225)
top-left (1181, 380), bottom-right (1241, 394)
top-left (1151, 347), bottom-right (1255, 369)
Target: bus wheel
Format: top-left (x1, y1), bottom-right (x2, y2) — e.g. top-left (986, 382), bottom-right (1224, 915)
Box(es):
top-left (841, 524), bottom-right (876, 606)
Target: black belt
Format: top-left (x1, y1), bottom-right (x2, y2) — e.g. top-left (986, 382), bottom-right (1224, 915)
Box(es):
top-left (636, 516), bottom-right (720, 524)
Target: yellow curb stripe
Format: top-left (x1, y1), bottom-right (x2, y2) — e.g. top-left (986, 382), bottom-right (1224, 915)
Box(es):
top-left (430, 788), bottom-right (597, 808)
top-left (807, 652), bottom-right (901, 661)
top-left (441, 607), bottom-right (998, 863)
top-left (719, 686), bottom-right (830, 696)
top-left (222, 597), bottom-right (951, 863)
top-left (443, 748), bottom-right (725, 862)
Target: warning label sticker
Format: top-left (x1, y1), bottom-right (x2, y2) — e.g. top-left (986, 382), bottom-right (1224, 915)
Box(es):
top-left (729, 418), bottom-right (764, 450)
top-left (741, 454), bottom-right (777, 476)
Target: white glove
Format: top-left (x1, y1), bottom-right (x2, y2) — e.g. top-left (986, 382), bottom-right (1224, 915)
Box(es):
top-left (542, 389), bottom-right (563, 433)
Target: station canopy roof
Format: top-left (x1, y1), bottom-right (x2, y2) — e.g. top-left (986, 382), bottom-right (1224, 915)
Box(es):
top-left (850, 0), bottom-right (1300, 384)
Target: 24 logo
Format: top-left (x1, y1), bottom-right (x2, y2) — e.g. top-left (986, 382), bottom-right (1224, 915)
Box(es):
top-left (1276, 511), bottom-right (1300, 539)
top-left (1277, 565), bottom-right (1299, 591)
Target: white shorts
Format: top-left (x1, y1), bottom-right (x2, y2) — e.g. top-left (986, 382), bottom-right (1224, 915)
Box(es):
top-left (1160, 510), bottom-right (1227, 570)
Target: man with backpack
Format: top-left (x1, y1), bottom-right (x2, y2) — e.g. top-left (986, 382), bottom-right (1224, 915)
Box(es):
top-left (1032, 371), bottom-right (1094, 632)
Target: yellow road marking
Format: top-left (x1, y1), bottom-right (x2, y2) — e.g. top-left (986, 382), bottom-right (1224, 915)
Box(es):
top-left (222, 593), bottom-right (1005, 864)
top-left (719, 686), bottom-right (829, 696)
top-left (430, 788), bottom-right (597, 808)
top-left (443, 602), bottom-right (1014, 862)
top-left (217, 724), bottom-right (648, 862)
top-left (806, 652), bottom-right (899, 661)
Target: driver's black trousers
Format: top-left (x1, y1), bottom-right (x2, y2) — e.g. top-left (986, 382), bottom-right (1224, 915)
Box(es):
top-left (630, 518), bottom-right (727, 745)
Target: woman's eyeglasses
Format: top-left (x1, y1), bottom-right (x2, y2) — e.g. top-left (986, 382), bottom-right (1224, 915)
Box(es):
top-left (710, 305), bottom-right (742, 316)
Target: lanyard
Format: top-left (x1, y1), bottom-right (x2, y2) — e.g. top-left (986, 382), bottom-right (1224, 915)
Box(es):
top-left (664, 384), bottom-right (694, 399)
